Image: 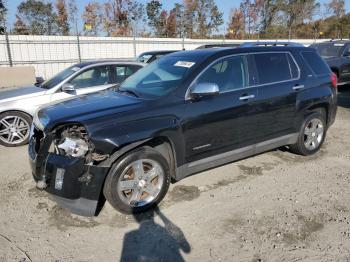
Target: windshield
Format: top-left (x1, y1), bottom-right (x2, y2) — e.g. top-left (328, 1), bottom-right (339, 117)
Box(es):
top-left (120, 56), bottom-right (199, 98)
top-left (312, 43), bottom-right (343, 58)
top-left (41, 66), bottom-right (80, 89)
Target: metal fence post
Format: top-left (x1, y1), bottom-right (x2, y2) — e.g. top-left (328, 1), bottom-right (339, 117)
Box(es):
top-left (5, 32), bottom-right (12, 67)
top-left (133, 34), bottom-right (137, 58)
top-left (76, 34), bottom-right (82, 63)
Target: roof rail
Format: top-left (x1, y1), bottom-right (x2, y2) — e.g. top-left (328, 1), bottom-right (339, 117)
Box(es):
top-left (240, 41), bottom-right (304, 47)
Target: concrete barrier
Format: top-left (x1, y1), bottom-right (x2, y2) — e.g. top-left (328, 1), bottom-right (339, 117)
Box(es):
top-left (0, 66), bottom-right (36, 89)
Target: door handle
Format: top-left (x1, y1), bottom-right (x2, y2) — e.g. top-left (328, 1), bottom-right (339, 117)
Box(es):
top-left (239, 94), bottom-right (255, 100)
top-left (293, 85), bottom-right (304, 91)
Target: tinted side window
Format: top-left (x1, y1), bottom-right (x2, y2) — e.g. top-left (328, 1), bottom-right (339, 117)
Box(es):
top-left (113, 65), bottom-right (141, 83)
top-left (253, 53), bottom-right (295, 85)
top-left (197, 55), bottom-right (248, 92)
top-left (301, 51), bottom-right (330, 76)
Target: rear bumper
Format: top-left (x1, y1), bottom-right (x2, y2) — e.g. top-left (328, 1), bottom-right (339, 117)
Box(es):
top-left (28, 130), bottom-right (109, 216)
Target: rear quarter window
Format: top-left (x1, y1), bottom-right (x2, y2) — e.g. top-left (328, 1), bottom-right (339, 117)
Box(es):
top-left (253, 52), bottom-right (299, 85)
top-left (301, 51), bottom-right (330, 76)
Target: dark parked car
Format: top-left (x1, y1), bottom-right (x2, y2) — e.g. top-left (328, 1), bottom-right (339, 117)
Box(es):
top-left (310, 40), bottom-right (350, 86)
top-left (29, 46), bottom-right (337, 216)
top-left (136, 50), bottom-right (178, 63)
top-left (196, 43), bottom-right (240, 49)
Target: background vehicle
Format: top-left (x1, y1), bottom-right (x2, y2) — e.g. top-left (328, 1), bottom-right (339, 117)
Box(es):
top-left (0, 61), bottom-right (144, 147)
top-left (136, 50), bottom-right (179, 63)
top-left (29, 46), bottom-right (337, 216)
top-left (240, 41), bottom-right (304, 47)
top-left (310, 40), bottom-right (350, 86)
top-left (196, 43), bottom-right (240, 49)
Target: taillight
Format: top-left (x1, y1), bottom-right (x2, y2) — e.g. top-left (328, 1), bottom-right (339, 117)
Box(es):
top-left (331, 72), bottom-right (337, 88)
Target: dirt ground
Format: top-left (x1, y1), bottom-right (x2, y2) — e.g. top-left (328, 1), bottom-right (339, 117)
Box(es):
top-left (0, 88), bottom-right (350, 262)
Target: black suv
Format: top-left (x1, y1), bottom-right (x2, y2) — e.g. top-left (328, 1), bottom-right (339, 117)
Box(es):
top-left (29, 46), bottom-right (337, 216)
top-left (311, 40), bottom-right (350, 86)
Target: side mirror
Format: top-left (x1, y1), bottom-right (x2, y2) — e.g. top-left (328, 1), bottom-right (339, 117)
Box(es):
top-left (35, 76), bottom-right (44, 87)
top-left (61, 83), bottom-right (75, 93)
top-left (190, 83), bottom-right (219, 100)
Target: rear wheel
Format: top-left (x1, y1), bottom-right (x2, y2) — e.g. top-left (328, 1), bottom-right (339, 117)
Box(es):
top-left (0, 111), bottom-right (32, 147)
top-left (103, 147), bottom-right (170, 214)
top-left (289, 111), bottom-right (326, 156)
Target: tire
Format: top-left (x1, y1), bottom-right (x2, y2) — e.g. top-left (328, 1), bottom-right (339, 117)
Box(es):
top-left (289, 110), bottom-right (327, 156)
top-left (103, 146), bottom-right (171, 214)
top-left (0, 111), bottom-right (32, 147)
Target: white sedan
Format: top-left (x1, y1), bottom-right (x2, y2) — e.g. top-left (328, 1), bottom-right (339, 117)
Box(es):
top-left (0, 60), bottom-right (145, 147)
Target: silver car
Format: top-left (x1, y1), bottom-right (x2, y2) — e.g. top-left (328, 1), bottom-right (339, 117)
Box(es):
top-left (0, 60), bottom-right (145, 147)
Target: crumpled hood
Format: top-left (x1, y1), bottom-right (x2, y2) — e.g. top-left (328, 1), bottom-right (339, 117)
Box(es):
top-left (40, 90), bottom-right (143, 130)
top-left (0, 86), bottom-right (46, 102)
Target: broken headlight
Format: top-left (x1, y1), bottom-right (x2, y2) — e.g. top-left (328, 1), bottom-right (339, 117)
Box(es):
top-left (58, 137), bottom-right (89, 158)
top-left (56, 125), bottom-right (91, 158)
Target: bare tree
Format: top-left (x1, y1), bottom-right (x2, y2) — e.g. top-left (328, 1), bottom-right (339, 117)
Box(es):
top-left (67, 0), bottom-right (78, 34)
top-left (326, 0), bottom-right (345, 38)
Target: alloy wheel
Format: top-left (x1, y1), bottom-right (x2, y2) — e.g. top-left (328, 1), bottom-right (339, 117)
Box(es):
top-left (303, 118), bottom-right (324, 151)
top-left (0, 116), bottom-right (30, 145)
top-left (117, 159), bottom-right (165, 207)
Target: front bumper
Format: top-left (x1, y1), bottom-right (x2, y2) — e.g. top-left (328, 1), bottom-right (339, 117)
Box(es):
top-left (28, 127), bottom-right (109, 216)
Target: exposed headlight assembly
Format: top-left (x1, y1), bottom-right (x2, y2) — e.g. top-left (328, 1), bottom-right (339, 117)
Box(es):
top-left (58, 137), bottom-right (89, 158)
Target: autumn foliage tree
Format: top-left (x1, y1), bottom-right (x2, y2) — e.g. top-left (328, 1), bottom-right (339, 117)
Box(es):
top-left (227, 8), bottom-right (245, 39)
top-left (102, 0), bottom-right (144, 37)
top-left (55, 0), bottom-right (69, 35)
top-left (14, 0), bottom-right (57, 35)
top-left (82, 2), bottom-right (101, 36)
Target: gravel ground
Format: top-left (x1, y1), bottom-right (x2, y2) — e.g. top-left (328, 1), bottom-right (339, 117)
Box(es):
top-left (0, 88), bottom-right (350, 262)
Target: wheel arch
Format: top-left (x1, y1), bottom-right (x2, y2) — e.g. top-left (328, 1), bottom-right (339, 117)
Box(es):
top-left (101, 135), bottom-right (178, 181)
top-left (305, 103), bottom-right (328, 124)
top-left (0, 109), bottom-right (33, 120)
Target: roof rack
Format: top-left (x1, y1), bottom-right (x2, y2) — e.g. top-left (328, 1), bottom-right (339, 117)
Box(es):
top-left (240, 41), bottom-right (304, 47)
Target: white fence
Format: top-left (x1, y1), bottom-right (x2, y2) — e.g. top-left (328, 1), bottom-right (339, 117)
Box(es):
top-left (0, 35), bottom-right (329, 80)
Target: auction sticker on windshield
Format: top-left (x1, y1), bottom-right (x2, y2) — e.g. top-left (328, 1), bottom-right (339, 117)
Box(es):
top-left (174, 61), bottom-right (195, 68)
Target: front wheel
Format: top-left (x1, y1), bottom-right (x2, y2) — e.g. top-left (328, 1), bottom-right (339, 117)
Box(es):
top-left (0, 111), bottom-right (32, 147)
top-left (289, 111), bottom-right (326, 156)
top-left (103, 147), bottom-right (171, 214)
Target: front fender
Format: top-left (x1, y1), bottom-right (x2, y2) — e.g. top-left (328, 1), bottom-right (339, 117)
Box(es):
top-left (85, 115), bottom-right (185, 166)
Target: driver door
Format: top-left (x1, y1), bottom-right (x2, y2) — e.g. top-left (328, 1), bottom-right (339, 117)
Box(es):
top-left (50, 65), bottom-right (115, 102)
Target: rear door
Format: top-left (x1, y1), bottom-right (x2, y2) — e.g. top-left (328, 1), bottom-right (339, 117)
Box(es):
top-left (183, 54), bottom-right (259, 163)
top-left (251, 52), bottom-right (302, 143)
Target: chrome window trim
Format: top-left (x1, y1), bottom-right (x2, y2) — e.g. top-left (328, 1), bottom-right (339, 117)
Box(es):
top-left (185, 51), bottom-right (301, 100)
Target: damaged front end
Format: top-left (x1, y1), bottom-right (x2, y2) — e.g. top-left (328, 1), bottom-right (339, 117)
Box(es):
top-left (29, 124), bottom-right (110, 216)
